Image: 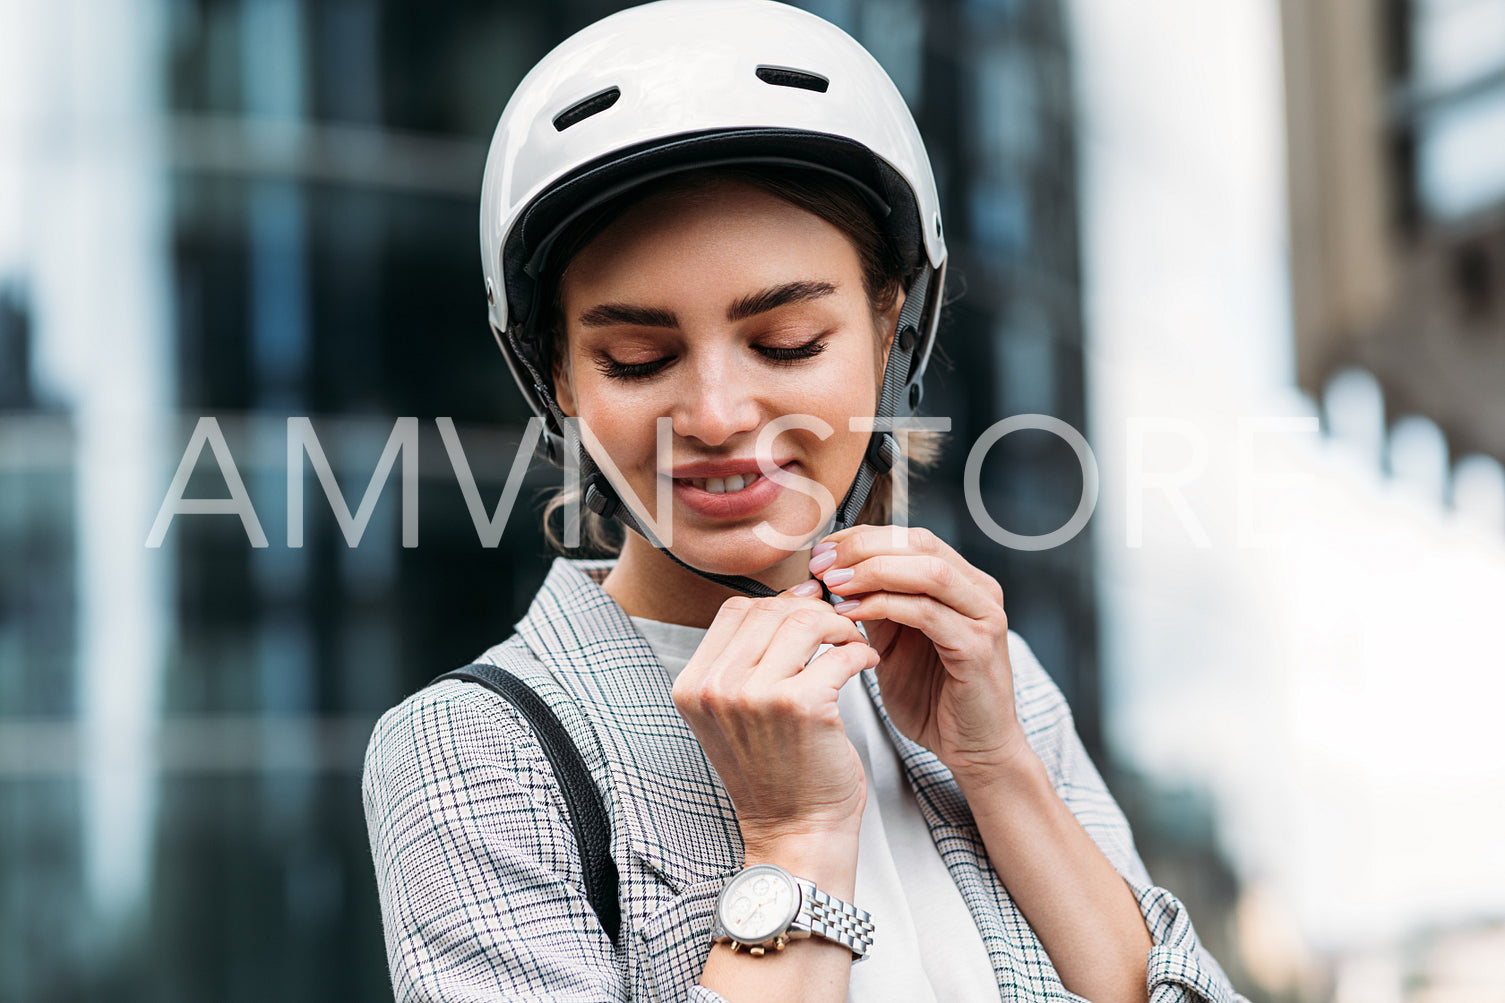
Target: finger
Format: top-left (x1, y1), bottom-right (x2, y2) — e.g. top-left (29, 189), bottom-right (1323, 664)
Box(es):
top-left (782, 578), bottom-right (825, 601)
top-left (711, 596), bottom-right (843, 682)
top-left (755, 603), bottom-right (867, 682)
top-left (819, 551), bottom-right (997, 620)
top-left (831, 591), bottom-right (1001, 661)
top-left (793, 639), bottom-right (879, 694)
top-left (821, 525), bottom-right (1001, 602)
top-left (822, 523), bottom-right (956, 561)
top-left (676, 596), bottom-right (799, 721)
top-left (681, 595), bottom-right (760, 679)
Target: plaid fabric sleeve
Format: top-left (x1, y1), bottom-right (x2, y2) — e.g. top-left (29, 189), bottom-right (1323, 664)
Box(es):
top-left (362, 678), bottom-right (626, 1002)
top-left (1009, 634), bottom-right (1251, 1003)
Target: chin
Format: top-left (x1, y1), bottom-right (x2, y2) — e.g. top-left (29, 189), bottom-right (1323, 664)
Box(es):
top-left (670, 530), bottom-right (805, 583)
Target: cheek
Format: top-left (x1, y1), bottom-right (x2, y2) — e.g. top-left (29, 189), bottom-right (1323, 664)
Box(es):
top-left (806, 372), bottom-right (880, 465)
top-left (823, 339), bottom-right (884, 419)
top-left (571, 375), bottom-right (668, 461)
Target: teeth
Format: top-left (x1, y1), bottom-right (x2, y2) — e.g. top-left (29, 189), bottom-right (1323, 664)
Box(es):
top-left (692, 473), bottom-right (760, 494)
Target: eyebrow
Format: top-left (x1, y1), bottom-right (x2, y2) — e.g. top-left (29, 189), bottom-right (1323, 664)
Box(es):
top-left (726, 280), bottom-right (837, 322)
top-left (577, 303), bottom-right (679, 328)
top-left (576, 280), bottom-right (838, 329)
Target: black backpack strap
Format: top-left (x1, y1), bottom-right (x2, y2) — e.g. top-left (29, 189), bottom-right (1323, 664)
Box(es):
top-left (432, 663), bottom-right (621, 947)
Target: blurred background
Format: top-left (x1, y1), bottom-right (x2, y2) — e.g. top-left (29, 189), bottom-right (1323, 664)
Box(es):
top-left (1, 0), bottom-right (1502, 999)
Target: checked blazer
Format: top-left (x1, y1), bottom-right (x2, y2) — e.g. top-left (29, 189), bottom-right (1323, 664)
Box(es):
top-left (363, 558), bottom-right (1249, 1002)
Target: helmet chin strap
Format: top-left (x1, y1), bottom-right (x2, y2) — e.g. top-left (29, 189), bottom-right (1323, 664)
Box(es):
top-left (830, 266), bottom-right (930, 533)
top-left (573, 266), bottom-right (933, 602)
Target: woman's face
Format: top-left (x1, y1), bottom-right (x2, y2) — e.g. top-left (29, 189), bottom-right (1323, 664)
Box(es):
top-left (555, 179), bottom-right (894, 581)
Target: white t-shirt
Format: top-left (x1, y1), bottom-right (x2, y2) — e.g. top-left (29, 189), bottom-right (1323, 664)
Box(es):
top-left (630, 616), bottom-right (999, 1003)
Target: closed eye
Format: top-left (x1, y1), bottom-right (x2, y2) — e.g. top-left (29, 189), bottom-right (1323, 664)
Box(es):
top-left (594, 337), bottom-right (827, 380)
top-left (757, 337), bottom-right (828, 365)
top-left (595, 355), bottom-right (673, 380)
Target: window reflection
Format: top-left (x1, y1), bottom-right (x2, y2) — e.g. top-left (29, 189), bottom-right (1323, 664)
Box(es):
top-left (1417, 84), bottom-right (1505, 219)
top-left (1409, 0), bottom-right (1505, 219)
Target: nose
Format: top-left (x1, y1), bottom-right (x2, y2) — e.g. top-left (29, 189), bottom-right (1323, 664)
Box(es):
top-left (671, 350), bottom-right (760, 447)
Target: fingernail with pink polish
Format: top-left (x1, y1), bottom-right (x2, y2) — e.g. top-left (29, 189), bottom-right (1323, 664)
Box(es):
top-left (834, 600), bottom-right (861, 614)
top-left (809, 549), bottom-right (838, 575)
top-left (789, 579), bottom-right (822, 597)
top-left (823, 567), bottom-right (854, 587)
top-left (812, 541), bottom-right (838, 556)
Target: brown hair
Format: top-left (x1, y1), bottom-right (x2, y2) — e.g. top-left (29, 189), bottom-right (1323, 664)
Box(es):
top-left (538, 166), bottom-right (942, 554)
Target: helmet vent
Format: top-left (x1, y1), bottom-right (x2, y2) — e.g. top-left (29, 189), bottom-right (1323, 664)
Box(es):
top-left (755, 66), bottom-right (829, 93)
top-left (553, 87), bottom-right (621, 132)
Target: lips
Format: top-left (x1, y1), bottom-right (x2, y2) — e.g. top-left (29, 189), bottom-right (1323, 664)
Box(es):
top-left (670, 462), bottom-right (791, 519)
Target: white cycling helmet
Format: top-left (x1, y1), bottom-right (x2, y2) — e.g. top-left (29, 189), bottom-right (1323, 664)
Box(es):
top-left (478, 0), bottom-right (948, 590)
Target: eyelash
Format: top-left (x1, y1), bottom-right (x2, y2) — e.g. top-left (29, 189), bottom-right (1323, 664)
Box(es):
top-left (594, 337), bottom-right (828, 380)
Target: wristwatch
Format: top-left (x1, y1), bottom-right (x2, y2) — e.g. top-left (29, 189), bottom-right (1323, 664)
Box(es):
top-left (710, 863), bottom-right (874, 961)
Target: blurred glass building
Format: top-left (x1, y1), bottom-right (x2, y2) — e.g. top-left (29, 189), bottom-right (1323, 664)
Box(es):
top-left (0, 0), bottom-right (1118, 998)
top-left (1283, 0), bottom-right (1505, 465)
top-left (1279, 1), bottom-right (1505, 998)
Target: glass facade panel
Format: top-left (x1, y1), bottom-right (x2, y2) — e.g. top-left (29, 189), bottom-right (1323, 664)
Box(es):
top-left (1413, 0), bottom-right (1505, 92)
top-left (1417, 83), bottom-right (1505, 219)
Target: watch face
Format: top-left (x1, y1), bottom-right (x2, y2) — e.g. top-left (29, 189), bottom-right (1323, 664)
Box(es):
top-left (718, 865), bottom-right (800, 945)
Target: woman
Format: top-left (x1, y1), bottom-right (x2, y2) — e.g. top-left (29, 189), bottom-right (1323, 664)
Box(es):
top-left (363, 2), bottom-right (1247, 1001)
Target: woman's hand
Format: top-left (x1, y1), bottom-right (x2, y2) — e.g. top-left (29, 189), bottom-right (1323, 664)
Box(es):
top-left (680, 596), bottom-right (875, 1003)
top-left (812, 527), bottom-right (1156, 1001)
top-left (809, 525), bottom-right (1030, 789)
top-left (671, 592), bottom-right (878, 856)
